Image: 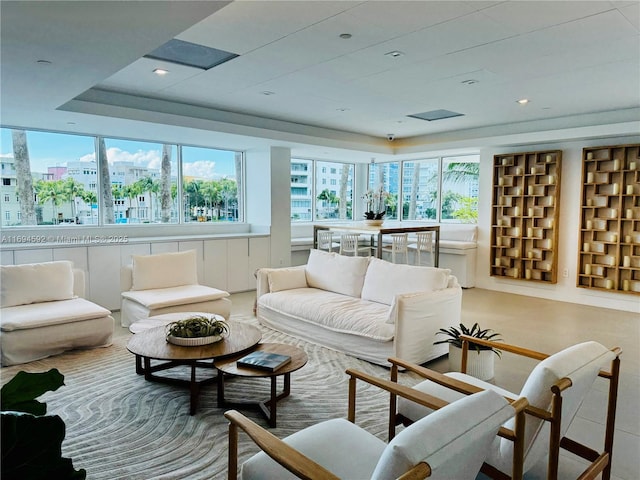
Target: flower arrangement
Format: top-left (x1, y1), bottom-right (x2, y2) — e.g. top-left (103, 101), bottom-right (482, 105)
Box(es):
top-left (362, 186), bottom-right (390, 220)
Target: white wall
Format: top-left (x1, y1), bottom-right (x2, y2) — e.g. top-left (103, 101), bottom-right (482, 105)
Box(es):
top-left (476, 135), bottom-right (640, 313)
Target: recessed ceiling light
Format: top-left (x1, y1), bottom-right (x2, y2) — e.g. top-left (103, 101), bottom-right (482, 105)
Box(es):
top-left (339, 33), bottom-right (352, 39)
top-left (153, 68), bottom-right (169, 76)
top-left (461, 79), bottom-right (479, 85)
top-left (517, 98), bottom-right (530, 105)
top-left (261, 91), bottom-right (275, 96)
top-left (36, 59), bottom-right (52, 65)
top-left (336, 108), bottom-right (350, 112)
top-left (385, 50), bottom-right (404, 58)
top-left (66, 121), bottom-right (76, 125)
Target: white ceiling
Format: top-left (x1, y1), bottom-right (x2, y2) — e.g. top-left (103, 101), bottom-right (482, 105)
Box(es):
top-left (1, 0), bottom-right (639, 161)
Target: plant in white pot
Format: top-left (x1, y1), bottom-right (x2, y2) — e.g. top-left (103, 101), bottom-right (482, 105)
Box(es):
top-left (434, 323), bottom-right (502, 380)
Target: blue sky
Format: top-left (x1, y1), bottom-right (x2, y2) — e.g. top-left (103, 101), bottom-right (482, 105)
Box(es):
top-left (0, 128), bottom-right (237, 178)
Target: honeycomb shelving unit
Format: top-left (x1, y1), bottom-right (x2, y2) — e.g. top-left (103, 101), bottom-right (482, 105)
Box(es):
top-left (578, 144), bottom-right (640, 295)
top-left (491, 150), bottom-right (562, 283)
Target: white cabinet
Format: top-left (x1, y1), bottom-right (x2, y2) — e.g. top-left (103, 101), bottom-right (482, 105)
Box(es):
top-left (225, 237), bottom-right (271, 292)
top-left (204, 239), bottom-right (228, 289)
top-left (87, 245), bottom-right (121, 310)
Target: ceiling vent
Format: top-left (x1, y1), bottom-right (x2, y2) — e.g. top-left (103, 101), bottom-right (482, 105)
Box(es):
top-left (408, 109), bottom-right (464, 121)
top-left (144, 39), bottom-right (238, 70)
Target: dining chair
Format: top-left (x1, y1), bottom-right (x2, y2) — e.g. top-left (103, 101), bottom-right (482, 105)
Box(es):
top-left (388, 337), bottom-right (621, 480)
top-left (382, 233), bottom-right (409, 264)
top-left (316, 230), bottom-right (339, 252)
top-left (409, 231), bottom-right (433, 266)
top-left (339, 233), bottom-right (371, 256)
top-left (226, 368), bottom-right (527, 480)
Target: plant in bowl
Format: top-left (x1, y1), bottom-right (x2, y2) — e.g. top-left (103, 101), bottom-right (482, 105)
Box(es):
top-left (165, 315), bottom-right (229, 346)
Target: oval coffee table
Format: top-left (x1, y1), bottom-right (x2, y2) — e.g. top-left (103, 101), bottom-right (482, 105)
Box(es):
top-left (214, 343), bottom-right (308, 427)
top-left (126, 320), bottom-right (261, 415)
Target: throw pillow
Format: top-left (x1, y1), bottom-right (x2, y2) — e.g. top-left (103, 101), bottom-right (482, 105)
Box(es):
top-left (1, 261), bottom-right (75, 307)
top-left (268, 268), bottom-right (308, 292)
top-left (361, 257), bottom-right (450, 305)
top-left (131, 250), bottom-right (198, 290)
top-left (305, 249), bottom-right (369, 298)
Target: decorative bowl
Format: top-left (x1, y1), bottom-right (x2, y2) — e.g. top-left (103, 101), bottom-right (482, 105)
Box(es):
top-left (364, 219), bottom-right (384, 226)
top-left (167, 334), bottom-right (223, 347)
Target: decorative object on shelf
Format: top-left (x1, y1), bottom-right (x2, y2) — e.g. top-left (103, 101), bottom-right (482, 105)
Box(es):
top-left (578, 144), bottom-right (639, 295)
top-left (491, 150), bottom-right (562, 284)
top-left (362, 185), bottom-right (389, 221)
top-left (434, 323), bottom-right (502, 381)
top-left (165, 314), bottom-right (228, 346)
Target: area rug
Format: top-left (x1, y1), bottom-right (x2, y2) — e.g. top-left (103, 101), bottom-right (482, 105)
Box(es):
top-left (1, 315), bottom-right (420, 480)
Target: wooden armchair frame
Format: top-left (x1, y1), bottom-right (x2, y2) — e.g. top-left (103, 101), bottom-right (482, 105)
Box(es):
top-left (225, 367), bottom-right (527, 480)
top-left (388, 335), bottom-right (622, 480)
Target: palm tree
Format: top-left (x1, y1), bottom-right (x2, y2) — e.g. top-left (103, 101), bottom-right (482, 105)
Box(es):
top-left (160, 145), bottom-right (172, 223)
top-left (11, 129), bottom-right (36, 225)
top-left (98, 138), bottom-right (115, 224)
top-left (62, 177), bottom-right (85, 220)
top-left (36, 179), bottom-right (64, 223)
top-left (409, 162), bottom-right (420, 219)
top-left (443, 162), bottom-right (479, 184)
top-left (338, 164), bottom-right (349, 219)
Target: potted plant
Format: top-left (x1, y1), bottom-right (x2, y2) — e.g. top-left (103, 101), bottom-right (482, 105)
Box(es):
top-left (434, 323), bottom-right (502, 380)
top-left (165, 314), bottom-right (229, 346)
top-left (362, 186), bottom-right (390, 225)
top-left (1, 368), bottom-right (86, 479)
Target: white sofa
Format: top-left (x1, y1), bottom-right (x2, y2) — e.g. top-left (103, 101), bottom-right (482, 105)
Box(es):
top-left (256, 249), bottom-right (462, 366)
top-left (0, 260), bottom-right (114, 366)
top-left (120, 250), bottom-right (231, 328)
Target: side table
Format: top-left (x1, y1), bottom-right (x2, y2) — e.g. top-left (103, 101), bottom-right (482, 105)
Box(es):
top-left (214, 343), bottom-right (307, 427)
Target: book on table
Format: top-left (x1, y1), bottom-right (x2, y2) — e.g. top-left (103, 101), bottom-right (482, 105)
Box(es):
top-left (237, 351), bottom-right (292, 372)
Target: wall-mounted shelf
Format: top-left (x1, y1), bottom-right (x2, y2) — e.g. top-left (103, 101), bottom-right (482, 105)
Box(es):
top-left (578, 144), bottom-right (640, 295)
top-left (491, 150), bottom-right (562, 283)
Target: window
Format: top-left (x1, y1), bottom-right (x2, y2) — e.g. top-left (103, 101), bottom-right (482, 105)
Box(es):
top-left (316, 161), bottom-right (353, 221)
top-left (100, 138), bottom-right (178, 225)
top-left (401, 159), bottom-right (438, 221)
top-left (371, 155), bottom-right (478, 223)
top-left (440, 155), bottom-right (479, 222)
top-left (181, 145), bottom-right (241, 223)
top-left (1, 128), bottom-right (96, 226)
top-left (291, 158), bottom-right (354, 222)
top-left (1, 127), bottom-right (244, 228)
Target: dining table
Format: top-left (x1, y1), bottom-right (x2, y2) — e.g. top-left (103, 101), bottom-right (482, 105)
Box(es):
top-left (313, 221), bottom-right (440, 266)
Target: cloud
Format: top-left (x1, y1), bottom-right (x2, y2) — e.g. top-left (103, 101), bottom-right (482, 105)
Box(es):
top-left (106, 147), bottom-right (161, 168)
top-left (183, 160), bottom-right (218, 179)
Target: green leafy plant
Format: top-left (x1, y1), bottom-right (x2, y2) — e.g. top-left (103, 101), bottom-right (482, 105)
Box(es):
top-left (434, 322), bottom-right (503, 357)
top-left (165, 315), bottom-right (228, 339)
top-left (1, 368), bottom-right (86, 480)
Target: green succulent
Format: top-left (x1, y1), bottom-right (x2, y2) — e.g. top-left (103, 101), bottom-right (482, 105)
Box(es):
top-left (165, 315), bottom-right (228, 340)
top-left (434, 322), bottom-right (503, 357)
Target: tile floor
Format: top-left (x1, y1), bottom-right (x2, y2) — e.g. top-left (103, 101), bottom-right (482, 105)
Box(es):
top-left (118, 288), bottom-right (639, 479)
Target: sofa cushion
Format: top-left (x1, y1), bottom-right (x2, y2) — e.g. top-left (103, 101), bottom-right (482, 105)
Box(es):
top-left (441, 225), bottom-right (478, 242)
top-left (268, 268), bottom-right (308, 292)
top-left (259, 288), bottom-right (394, 341)
top-left (305, 249), bottom-right (369, 298)
top-left (131, 250), bottom-right (198, 290)
top-left (121, 284), bottom-right (229, 309)
top-left (361, 257), bottom-right (450, 306)
top-left (1, 261), bottom-right (75, 307)
top-left (1, 298), bottom-right (111, 331)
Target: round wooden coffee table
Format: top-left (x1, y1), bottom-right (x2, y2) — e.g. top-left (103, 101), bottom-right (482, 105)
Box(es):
top-left (214, 343), bottom-right (307, 427)
top-left (126, 320), bottom-right (261, 415)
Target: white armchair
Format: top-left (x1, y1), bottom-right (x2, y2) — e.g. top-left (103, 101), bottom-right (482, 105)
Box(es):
top-left (120, 250), bottom-right (231, 328)
top-left (226, 368), bottom-right (526, 480)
